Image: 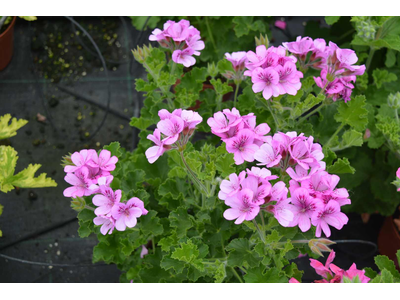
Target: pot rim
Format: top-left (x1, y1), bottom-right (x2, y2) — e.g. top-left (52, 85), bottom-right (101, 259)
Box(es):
top-left (0, 16), bottom-right (17, 39)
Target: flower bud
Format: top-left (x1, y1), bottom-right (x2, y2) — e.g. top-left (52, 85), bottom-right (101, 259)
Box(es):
top-left (387, 92), bottom-right (400, 109)
top-left (255, 34), bottom-right (269, 48)
top-left (61, 153), bottom-right (73, 167)
top-left (308, 238), bottom-right (336, 257)
top-left (207, 62), bottom-right (218, 78)
top-left (364, 128), bottom-right (371, 140)
top-left (222, 71), bottom-right (236, 80)
top-left (132, 45), bottom-right (153, 64)
top-left (356, 21), bottom-right (376, 42)
top-left (71, 197), bottom-right (86, 212)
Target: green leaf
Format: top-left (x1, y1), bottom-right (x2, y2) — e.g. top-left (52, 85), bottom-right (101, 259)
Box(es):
top-left (325, 16), bottom-right (341, 25)
top-left (372, 69), bottom-right (398, 89)
top-left (332, 130), bottom-right (364, 151)
top-left (160, 255), bottom-right (186, 274)
top-left (371, 269), bottom-right (394, 283)
top-left (374, 255), bottom-right (400, 279)
top-left (226, 238), bottom-right (261, 268)
top-left (171, 240), bottom-right (204, 271)
top-left (334, 95), bottom-right (368, 131)
top-left (244, 266), bottom-right (287, 283)
top-left (77, 208), bottom-right (96, 238)
top-left (169, 207), bottom-right (194, 238)
top-left (232, 16), bottom-right (254, 37)
top-left (0, 114), bottom-right (28, 140)
top-left (385, 49), bottom-right (397, 68)
top-left (327, 158), bottom-right (355, 174)
top-left (140, 210), bottom-right (164, 237)
top-left (129, 16), bottom-right (161, 31)
top-left (103, 141), bottom-right (122, 158)
top-left (215, 152), bottom-right (235, 178)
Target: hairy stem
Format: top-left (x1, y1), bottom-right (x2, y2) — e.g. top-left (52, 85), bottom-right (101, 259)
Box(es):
top-left (365, 47), bottom-right (376, 73)
top-left (179, 151), bottom-right (209, 197)
top-left (205, 17), bottom-right (217, 53)
top-left (299, 103), bottom-right (326, 123)
top-left (233, 81), bottom-right (240, 107)
top-left (325, 123), bottom-right (345, 148)
top-left (253, 219), bottom-right (266, 244)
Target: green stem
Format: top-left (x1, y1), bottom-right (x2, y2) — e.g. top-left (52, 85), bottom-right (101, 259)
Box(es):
top-left (233, 81), bottom-right (240, 107)
top-left (299, 103), bottom-right (326, 123)
top-left (258, 97), bottom-right (280, 131)
top-left (325, 123), bottom-right (345, 148)
top-left (220, 235), bottom-right (243, 283)
top-left (395, 109), bottom-right (399, 125)
top-left (180, 151), bottom-right (209, 197)
top-left (144, 61), bottom-right (174, 109)
top-left (365, 47), bottom-right (376, 73)
top-left (216, 95), bottom-right (222, 112)
top-left (84, 205), bottom-right (95, 211)
top-left (205, 17), bottom-right (217, 53)
top-left (152, 238), bottom-right (155, 254)
top-left (253, 219), bottom-right (266, 244)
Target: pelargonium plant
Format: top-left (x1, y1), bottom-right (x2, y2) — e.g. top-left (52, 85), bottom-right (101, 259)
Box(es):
top-left (62, 18), bottom-right (399, 283)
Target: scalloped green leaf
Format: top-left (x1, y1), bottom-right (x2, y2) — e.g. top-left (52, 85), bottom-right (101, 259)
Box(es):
top-left (0, 114), bottom-right (28, 140)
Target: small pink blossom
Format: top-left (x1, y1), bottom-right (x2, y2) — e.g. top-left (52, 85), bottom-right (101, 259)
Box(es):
top-left (311, 200), bottom-right (349, 237)
top-left (218, 171), bottom-right (246, 201)
top-left (64, 149), bottom-right (97, 173)
top-left (225, 51), bottom-right (247, 72)
top-left (251, 67), bottom-right (280, 100)
top-left (88, 150), bottom-right (118, 172)
top-left (140, 245), bottom-right (149, 259)
top-left (145, 129), bottom-right (170, 164)
top-left (157, 115), bottom-right (185, 145)
top-left (93, 215), bottom-right (116, 235)
top-left (225, 129), bottom-right (259, 165)
top-left (172, 48), bottom-right (196, 67)
top-left (223, 189), bottom-right (260, 224)
top-left (275, 20), bottom-right (287, 30)
top-left (92, 187), bottom-right (121, 216)
top-left (111, 200), bottom-right (143, 231)
top-left (63, 167), bottom-right (94, 198)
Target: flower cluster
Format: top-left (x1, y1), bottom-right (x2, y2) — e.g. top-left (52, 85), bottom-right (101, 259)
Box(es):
top-left (145, 109), bottom-right (203, 163)
top-left (207, 108), bottom-right (271, 165)
top-left (290, 250), bottom-right (370, 283)
top-left (283, 36), bottom-right (365, 102)
top-left (63, 149), bottom-right (147, 235)
top-left (63, 149), bottom-right (118, 198)
top-left (243, 45), bottom-right (303, 100)
top-left (149, 19), bottom-right (204, 67)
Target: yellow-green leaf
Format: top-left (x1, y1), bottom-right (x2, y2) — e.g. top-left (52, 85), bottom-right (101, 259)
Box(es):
top-left (0, 114), bottom-right (28, 140)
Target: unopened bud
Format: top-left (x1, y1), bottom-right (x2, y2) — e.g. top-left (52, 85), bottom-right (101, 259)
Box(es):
top-left (356, 21), bottom-right (376, 42)
top-left (308, 238), bottom-right (336, 257)
top-left (61, 153), bottom-right (73, 167)
top-left (132, 44), bottom-right (153, 64)
top-left (222, 71), bottom-right (236, 80)
top-left (71, 197), bottom-right (86, 212)
top-left (255, 34), bottom-right (269, 48)
top-left (387, 92), bottom-right (400, 109)
top-left (364, 128), bottom-right (371, 140)
top-left (207, 62), bottom-right (218, 78)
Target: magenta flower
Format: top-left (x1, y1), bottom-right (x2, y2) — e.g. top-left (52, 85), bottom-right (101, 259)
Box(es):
top-left (275, 61), bottom-right (303, 96)
top-left (245, 45), bottom-right (269, 74)
top-left (126, 197), bottom-right (148, 216)
top-left (180, 110), bottom-right (203, 131)
top-left (275, 20), bottom-right (287, 30)
top-left (63, 167), bottom-right (94, 198)
top-left (93, 216), bottom-right (116, 235)
top-left (311, 200), bottom-right (349, 237)
top-left (88, 150), bottom-right (118, 172)
top-left (251, 67), bottom-right (280, 100)
top-left (207, 111), bottom-right (241, 134)
top-left (225, 129), bottom-right (259, 165)
top-left (89, 175), bottom-right (114, 194)
top-left (223, 189), bottom-right (260, 224)
top-left (92, 187), bottom-right (121, 216)
top-left (241, 175), bottom-right (271, 206)
top-left (246, 167), bottom-right (278, 184)
top-left (111, 200), bottom-right (143, 231)
top-left (272, 198), bottom-right (295, 227)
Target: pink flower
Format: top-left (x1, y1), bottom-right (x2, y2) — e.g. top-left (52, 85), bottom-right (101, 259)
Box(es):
top-left (310, 250), bottom-right (335, 278)
top-left (93, 215), bottom-right (116, 235)
top-left (254, 137), bottom-right (282, 168)
top-left (164, 19), bottom-right (190, 42)
top-left (342, 263), bottom-right (370, 283)
top-left (126, 197), bottom-right (148, 216)
top-left (275, 20), bottom-right (287, 30)
top-left (245, 45), bottom-right (269, 74)
top-left (289, 188), bottom-right (323, 232)
top-left (207, 111), bottom-right (241, 134)
top-left (289, 278), bottom-right (300, 283)
top-left (225, 129), bottom-right (259, 165)
top-left (311, 200), bottom-right (349, 237)
top-left (274, 61), bottom-right (303, 96)
top-left (241, 175), bottom-right (271, 206)
top-left (180, 110), bottom-right (203, 131)
top-left (272, 198), bottom-right (295, 227)
top-left (251, 67), bottom-right (280, 100)
top-left (225, 51), bottom-right (247, 72)
top-left (145, 129), bottom-right (170, 164)
top-left (89, 175), bottom-right (114, 194)
top-left (111, 200), bottom-right (143, 231)
top-left (63, 167), bottom-right (94, 198)
top-left (172, 48), bottom-right (196, 67)
top-left (140, 245), bottom-right (149, 259)
top-left (283, 36), bottom-right (314, 56)
top-left (223, 189), bottom-right (260, 224)
top-left (64, 149), bottom-right (97, 173)
top-left (218, 171), bottom-right (246, 200)
top-left (157, 115), bottom-right (184, 145)
top-left (246, 167), bottom-right (278, 184)
top-left (88, 150), bottom-right (118, 172)
top-left (92, 187), bottom-right (121, 216)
